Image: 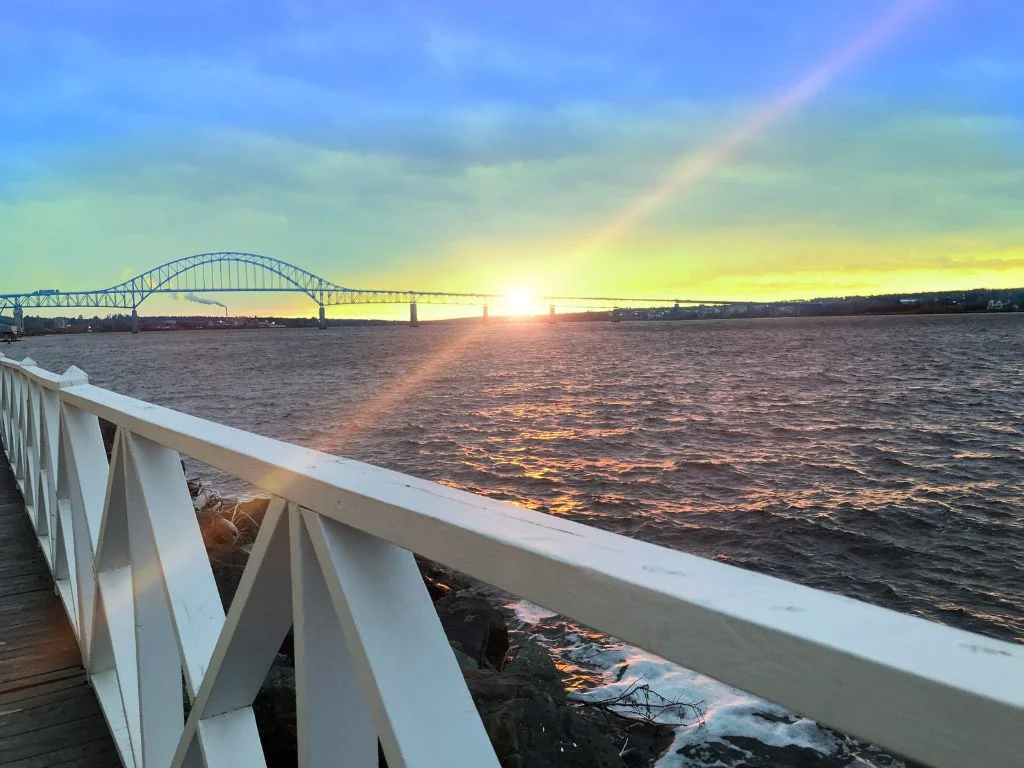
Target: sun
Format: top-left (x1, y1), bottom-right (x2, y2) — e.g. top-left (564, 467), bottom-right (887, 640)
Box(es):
top-left (504, 288), bottom-right (536, 316)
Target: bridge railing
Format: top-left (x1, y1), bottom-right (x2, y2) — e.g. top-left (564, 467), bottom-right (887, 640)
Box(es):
top-left (0, 353), bottom-right (1020, 768)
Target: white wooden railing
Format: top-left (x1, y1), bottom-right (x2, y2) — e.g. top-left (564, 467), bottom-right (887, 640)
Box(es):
top-left (0, 353), bottom-right (1020, 768)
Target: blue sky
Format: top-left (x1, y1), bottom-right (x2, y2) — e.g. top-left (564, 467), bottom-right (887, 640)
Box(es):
top-left (1, 0), bottom-right (1022, 317)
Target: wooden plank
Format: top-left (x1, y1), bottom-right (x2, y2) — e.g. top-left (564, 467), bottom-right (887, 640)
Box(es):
top-left (0, 670), bottom-right (90, 708)
top-left (0, 684), bottom-right (99, 738)
top-left (0, 713), bottom-right (116, 764)
top-left (0, 667), bottom-right (86, 698)
top-left (0, 630), bottom-right (78, 662)
top-left (0, 645), bottom-right (83, 687)
top-left (0, 444), bottom-right (120, 767)
top-left (2, 737), bottom-right (122, 768)
top-left (0, 573), bottom-right (55, 598)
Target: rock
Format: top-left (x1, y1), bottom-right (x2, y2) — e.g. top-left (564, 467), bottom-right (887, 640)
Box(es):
top-left (435, 595), bottom-right (510, 668)
top-left (579, 714), bottom-right (674, 768)
top-left (196, 510), bottom-right (238, 547)
top-left (450, 641), bottom-right (480, 671)
top-left (252, 657), bottom-right (297, 768)
top-left (98, 418), bottom-right (117, 459)
top-left (677, 736), bottom-right (850, 767)
top-left (207, 541), bottom-right (250, 611)
top-left (503, 640), bottom-right (565, 703)
top-left (230, 498), bottom-right (272, 542)
top-left (423, 575), bottom-right (453, 602)
top-left (466, 668), bottom-right (625, 768)
top-left (416, 556), bottom-right (473, 594)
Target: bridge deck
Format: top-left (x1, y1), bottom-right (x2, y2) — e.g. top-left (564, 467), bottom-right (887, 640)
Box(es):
top-left (0, 456), bottom-right (120, 767)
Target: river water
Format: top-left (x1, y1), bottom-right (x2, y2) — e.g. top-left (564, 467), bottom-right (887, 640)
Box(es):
top-left (14, 314), bottom-right (1024, 765)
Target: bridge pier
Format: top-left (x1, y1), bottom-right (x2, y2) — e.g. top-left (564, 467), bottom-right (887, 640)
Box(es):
top-left (547, 304), bottom-right (555, 324)
top-left (131, 308), bottom-right (140, 334)
top-left (12, 306), bottom-right (23, 334)
top-left (318, 305), bottom-right (326, 330)
top-left (410, 302), bottom-right (419, 328)
top-left (482, 304), bottom-right (489, 324)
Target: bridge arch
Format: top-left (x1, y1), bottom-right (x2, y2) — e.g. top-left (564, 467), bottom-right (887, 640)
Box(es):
top-left (107, 252), bottom-right (348, 309)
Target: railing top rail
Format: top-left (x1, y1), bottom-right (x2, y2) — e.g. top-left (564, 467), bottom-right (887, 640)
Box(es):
top-left (2, 356), bottom-right (1022, 767)
top-left (0, 355), bottom-right (65, 389)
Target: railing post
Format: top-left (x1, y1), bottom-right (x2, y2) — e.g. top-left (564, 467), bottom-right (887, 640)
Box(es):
top-left (57, 365), bottom-right (108, 658)
top-left (290, 505), bottom-right (377, 766)
top-left (18, 359), bottom-right (42, 533)
top-left (0, 353), bottom-right (7, 447)
top-left (37, 373), bottom-right (64, 559)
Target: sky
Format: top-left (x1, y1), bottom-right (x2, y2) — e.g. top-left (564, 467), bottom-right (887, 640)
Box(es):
top-left (1, 0), bottom-right (1022, 319)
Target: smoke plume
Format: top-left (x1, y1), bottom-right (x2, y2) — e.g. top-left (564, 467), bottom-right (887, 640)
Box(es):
top-left (183, 292), bottom-right (228, 310)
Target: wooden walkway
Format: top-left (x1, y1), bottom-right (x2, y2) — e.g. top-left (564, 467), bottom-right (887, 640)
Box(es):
top-left (0, 455), bottom-right (121, 767)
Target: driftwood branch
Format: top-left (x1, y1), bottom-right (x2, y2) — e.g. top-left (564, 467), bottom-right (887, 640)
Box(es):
top-left (572, 679), bottom-right (705, 728)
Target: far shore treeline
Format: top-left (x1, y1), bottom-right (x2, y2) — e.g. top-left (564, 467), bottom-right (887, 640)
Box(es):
top-left (4, 286), bottom-right (1024, 336)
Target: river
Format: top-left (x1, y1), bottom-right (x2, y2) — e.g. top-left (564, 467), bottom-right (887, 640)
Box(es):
top-left (14, 313), bottom-right (1024, 766)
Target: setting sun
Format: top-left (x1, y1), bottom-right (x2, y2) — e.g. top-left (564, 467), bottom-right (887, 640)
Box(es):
top-left (503, 288), bottom-right (537, 316)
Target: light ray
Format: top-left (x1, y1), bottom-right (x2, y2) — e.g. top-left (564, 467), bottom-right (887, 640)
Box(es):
top-left (557, 0), bottom-right (934, 276)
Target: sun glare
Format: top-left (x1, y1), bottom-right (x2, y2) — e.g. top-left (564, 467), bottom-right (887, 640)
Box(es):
top-left (504, 288), bottom-right (536, 316)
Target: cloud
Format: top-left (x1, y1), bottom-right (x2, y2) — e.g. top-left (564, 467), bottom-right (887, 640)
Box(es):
top-left (2, 97), bottom-right (1022, 309)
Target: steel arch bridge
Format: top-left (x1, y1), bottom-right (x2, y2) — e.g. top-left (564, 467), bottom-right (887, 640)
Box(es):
top-left (0, 252), bottom-right (501, 313)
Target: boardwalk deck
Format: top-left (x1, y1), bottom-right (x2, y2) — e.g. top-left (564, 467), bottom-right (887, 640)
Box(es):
top-left (0, 455), bottom-right (120, 767)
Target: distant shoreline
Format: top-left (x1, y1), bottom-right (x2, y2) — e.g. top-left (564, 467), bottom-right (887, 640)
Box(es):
top-left (7, 302), bottom-right (1024, 337)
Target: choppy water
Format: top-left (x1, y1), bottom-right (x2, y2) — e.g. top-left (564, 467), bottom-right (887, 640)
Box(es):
top-left (15, 313), bottom-right (1024, 765)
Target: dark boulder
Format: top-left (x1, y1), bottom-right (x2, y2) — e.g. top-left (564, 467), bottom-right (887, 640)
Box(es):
top-left (466, 667), bottom-right (625, 768)
top-left (207, 541), bottom-right (250, 612)
top-left (197, 510), bottom-right (238, 547)
top-left (423, 575), bottom-right (453, 602)
top-left (416, 556), bottom-right (473, 594)
top-left (435, 595), bottom-right (509, 668)
top-left (676, 736), bottom-right (852, 767)
top-left (98, 418), bottom-right (117, 459)
top-left (450, 641), bottom-right (480, 671)
top-left (503, 640), bottom-right (565, 703)
top-left (229, 497), bottom-right (271, 542)
top-left (252, 656), bottom-right (297, 768)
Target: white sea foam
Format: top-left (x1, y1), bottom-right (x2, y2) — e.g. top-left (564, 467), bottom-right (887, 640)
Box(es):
top-left (511, 600), bottom-right (904, 768)
top-left (510, 601), bottom-right (559, 625)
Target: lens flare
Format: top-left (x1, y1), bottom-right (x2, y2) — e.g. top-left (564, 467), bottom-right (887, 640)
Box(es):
top-left (552, 0), bottom-right (934, 280)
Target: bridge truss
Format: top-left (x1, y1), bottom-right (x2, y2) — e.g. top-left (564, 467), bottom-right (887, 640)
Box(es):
top-left (0, 252), bottom-right (506, 313)
top-left (0, 251), bottom-right (737, 333)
